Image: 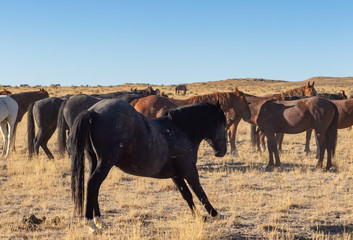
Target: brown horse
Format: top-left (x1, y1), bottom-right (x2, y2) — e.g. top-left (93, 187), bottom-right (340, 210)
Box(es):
top-left (133, 88), bottom-right (251, 155)
top-left (9, 88), bottom-right (49, 150)
top-left (0, 89), bottom-right (12, 95)
top-left (261, 81), bottom-right (317, 100)
top-left (248, 97), bottom-right (338, 170)
top-left (273, 90), bottom-right (348, 155)
top-left (231, 82), bottom-right (318, 155)
top-left (301, 98), bottom-right (353, 157)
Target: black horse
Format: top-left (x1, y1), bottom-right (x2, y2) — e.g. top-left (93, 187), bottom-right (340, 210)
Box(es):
top-left (57, 89), bottom-right (157, 156)
top-left (175, 84), bottom-right (187, 95)
top-left (27, 97), bottom-right (69, 159)
top-left (69, 100), bottom-right (227, 233)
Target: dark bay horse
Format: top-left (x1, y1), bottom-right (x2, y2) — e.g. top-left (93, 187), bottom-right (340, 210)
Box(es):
top-left (274, 91), bottom-right (347, 155)
top-left (57, 89), bottom-right (156, 156)
top-left (175, 84), bottom-right (187, 95)
top-left (318, 90), bottom-right (347, 100)
top-left (27, 97), bottom-right (69, 159)
top-left (301, 98), bottom-right (353, 157)
top-left (247, 97), bottom-right (338, 170)
top-left (133, 88), bottom-right (251, 156)
top-left (69, 100), bottom-right (227, 233)
top-left (232, 82), bottom-right (318, 155)
top-left (9, 88), bottom-right (49, 150)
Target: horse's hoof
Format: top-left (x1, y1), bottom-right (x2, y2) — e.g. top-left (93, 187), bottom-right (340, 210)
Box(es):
top-left (265, 165), bottom-right (274, 171)
top-left (326, 166), bottom-right (337, 172)
top-left (86, 219), bottom-right (101, 234)
top-left (94, 216), bottom-right (108, 230)
top-left (230, 151), bottom-right (238, 157)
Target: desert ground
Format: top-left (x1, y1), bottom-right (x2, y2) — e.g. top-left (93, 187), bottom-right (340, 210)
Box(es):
top-left (1, 77), bottom-right (353, 239)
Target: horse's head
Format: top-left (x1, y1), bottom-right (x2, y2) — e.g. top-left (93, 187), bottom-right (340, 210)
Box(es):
top-left (233, 87), bottom-right (251, 122)
top-left (0, 89), bottom-right (12, 95)
top-left (340, 90), bottom-right (348, 99)
top-left (39, 88), bottom-right (49, 97)
top-left (304, 81), bottom-right (317, 96)
top-left (205, 102), bottom-right (227, 157)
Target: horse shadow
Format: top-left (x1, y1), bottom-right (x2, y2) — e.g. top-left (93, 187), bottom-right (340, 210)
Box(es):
top-left (197, 160), bottom-right (310, 173)
top-left (311, 224), bottom-right (353, 236)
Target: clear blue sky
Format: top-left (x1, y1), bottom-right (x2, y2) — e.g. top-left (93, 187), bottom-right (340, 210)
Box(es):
top-left (0, 1), bottom-right (352, 86)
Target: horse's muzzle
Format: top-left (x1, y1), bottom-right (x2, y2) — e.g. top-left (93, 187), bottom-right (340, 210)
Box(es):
top-left (215, 148), bottom-right (227, 157)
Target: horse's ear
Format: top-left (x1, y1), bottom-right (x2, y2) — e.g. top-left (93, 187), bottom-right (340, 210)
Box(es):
top-left (311, 81), bottom-right (315, 87)
top-left (235, 87), bottom-right (240, 96)
top-left (307, 81), bottom-right (310, 87)
top-left (216, 100), bottom-right (221, 108)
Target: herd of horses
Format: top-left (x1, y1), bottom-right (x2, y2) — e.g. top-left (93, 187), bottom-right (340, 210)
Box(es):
top-left (1, 82), bottom-right (352, 233)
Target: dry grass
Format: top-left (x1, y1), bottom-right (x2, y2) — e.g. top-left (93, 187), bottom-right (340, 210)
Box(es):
top-left (1, 77), bottom-right (353, 239)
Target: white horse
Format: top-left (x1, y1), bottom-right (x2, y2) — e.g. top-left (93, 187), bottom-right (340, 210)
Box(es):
top-left (0, 96), bottom-right (18, 159)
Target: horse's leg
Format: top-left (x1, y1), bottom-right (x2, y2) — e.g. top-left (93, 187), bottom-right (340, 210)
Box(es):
top-left (259, 130), bottom-right (266, 152)
top-left (325, 145), bottom-right (333, 171)
top-left (11, 122), bottom-right (18, 152)
top-left (0, 122), bottom-right (8, 157)
top-left (85, 161), bottom-right (112, 233)
top-left (314, 133), bottom-right (320, 159)
top-left (185, 169), bottom-right (219, 218)
top-left (228, 118), bottom-right (241, 156)
top-left (276, 133), bottom-right (284, 152)
top-left (315, 131), bottom-right (326, 169)
top-left (39, 126), bottom-right (56, 159)
top-left (250, 124), bottom-right (257, 149)
top-left (172, 177), bottom-right (198, 216)
top-left (305, 129), bottom-right (313, 155)
top-left (266, 132), bottom-right (280, 168)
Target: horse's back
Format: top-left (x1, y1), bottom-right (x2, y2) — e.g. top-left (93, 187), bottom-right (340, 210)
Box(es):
top-left (64, 94), bottom-right (101, 127)
top-left (134, 95), bottom-right (176, 118)
top-left (33, 97), bottom-right (64, 126)
top-left (0, 96), bottom-right (18, 122)
top-left (88, 99), bottom-right (170, 173)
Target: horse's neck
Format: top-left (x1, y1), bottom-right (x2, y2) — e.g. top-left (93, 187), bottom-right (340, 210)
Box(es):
top-left (248, 98), bottom-right (269, 124)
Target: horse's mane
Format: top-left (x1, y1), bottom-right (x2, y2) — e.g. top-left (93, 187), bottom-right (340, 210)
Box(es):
top-left (161, 102), bottom-right (225, 141)
top-left (187, 91), bottom-right (238, 111)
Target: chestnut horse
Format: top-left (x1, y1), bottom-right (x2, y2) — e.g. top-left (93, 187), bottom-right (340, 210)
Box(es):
top-left (248, 96), bottom-right (338, 170)
top-left (0, 89), bottom-right (12, 95)
top-left (133, 88), bottom-right (251, 155)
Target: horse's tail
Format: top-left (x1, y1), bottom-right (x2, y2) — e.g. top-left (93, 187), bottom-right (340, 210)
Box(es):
top-left (27, 102), bottom-right (35, 159)
top-left (326, 105), bottom-right (339, 158)
top-left (250, 124), bottom-right (257, 148)
top-left (57, 98), bottom-right (69, 156)
top-left (70, 110), bottom-right (96, 216)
